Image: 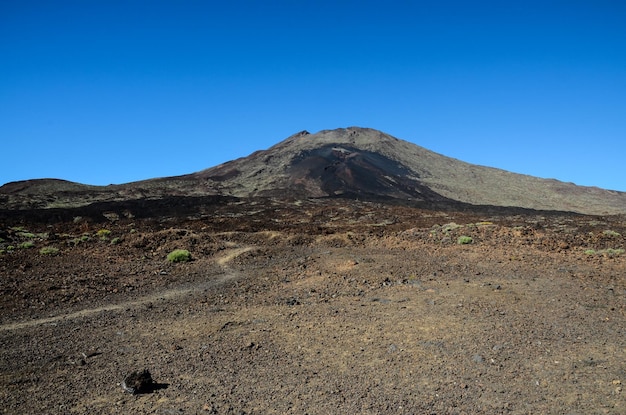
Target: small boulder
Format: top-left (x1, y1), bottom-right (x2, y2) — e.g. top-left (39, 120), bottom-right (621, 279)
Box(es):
top-left (122, 369), bottom-right (154, 394)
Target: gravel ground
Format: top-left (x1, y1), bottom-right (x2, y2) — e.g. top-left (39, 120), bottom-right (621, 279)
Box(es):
top-left (1, 199), bottom-right (625, 414)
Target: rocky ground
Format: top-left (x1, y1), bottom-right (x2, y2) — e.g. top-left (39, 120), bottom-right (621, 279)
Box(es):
top-left (0, 198), bottom-right (625, 414)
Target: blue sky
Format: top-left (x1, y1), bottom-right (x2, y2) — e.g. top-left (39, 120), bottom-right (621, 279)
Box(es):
top-left (2, 1), bottom-right (625, 191)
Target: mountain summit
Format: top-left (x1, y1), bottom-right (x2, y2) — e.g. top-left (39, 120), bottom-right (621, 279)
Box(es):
top-left (2, 127), bottom-right (625, 215)
top-left (192, 127), bottom-right (625, 214)
top-left (193, 128), bottom-right (449, 201)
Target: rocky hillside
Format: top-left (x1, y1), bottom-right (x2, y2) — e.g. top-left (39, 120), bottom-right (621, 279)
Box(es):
top-left (2, 127), bottom-right (625, 215)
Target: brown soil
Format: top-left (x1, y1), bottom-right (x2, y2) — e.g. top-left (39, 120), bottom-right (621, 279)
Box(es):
top-left (1, 198), bottom-right (625, 414)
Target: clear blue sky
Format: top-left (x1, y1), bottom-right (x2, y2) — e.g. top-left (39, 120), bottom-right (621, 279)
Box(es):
top-left (2, 1), bottom-right (625, 191)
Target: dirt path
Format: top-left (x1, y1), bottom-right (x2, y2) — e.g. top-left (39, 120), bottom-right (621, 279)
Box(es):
top-left (0, 246), bottom-right (256, 332)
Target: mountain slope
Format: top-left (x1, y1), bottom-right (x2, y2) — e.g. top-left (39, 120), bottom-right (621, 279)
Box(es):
top-left (2, 127), bottom-right (625, 215)
top-left (193, 127), bottom-right (626, 215)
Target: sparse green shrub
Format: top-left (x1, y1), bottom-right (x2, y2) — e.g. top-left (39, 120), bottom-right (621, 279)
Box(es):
top-left (442, 222), bottom-right (463, 233)
top-left (39, 246), bottom-right (59, 255)
top-left (14, 231), bottom-right (48, 240)
top-left (67, 234), bottom-right (91, 246)
top-left (96, 229), bottom-right (111, 240)
top-left (17, 232), bottom-right (35, 238)
top-left (7, 245), bottom-right (15, 251)
top-left (167, 249), bottom-right (191, 263)
top-left (457, 236), bottom-right (473, 245)
top-left (110, 237), bottom-right (121, 245)
top-left (603, 230), bottom-right (621, 237)
top-left (18, 241), bottom-right (34, 249)
top-left (584, 248), bottom-right (624, 257)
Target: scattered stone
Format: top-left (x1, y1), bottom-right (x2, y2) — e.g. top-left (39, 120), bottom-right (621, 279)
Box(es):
top-left (122, 369), bottom-right (154, 394)
top-left (285, 297), bottom-right (300, 306)
top-left (203, 403), bottom-right (218, 413)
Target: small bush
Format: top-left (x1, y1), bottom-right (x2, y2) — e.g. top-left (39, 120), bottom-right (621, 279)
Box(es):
top-left (17, 232), bottom-right (35, 239)
top-left (96, 229), bottom-right (111, 240)
top-left (68, 238), bottom-right (81, 246)
top-left (167, 249), bottom-right (191, 263)
top-left (585, 248), bottom-right (624, 257)
top-left (457, 236), bottom-right (473, 245)
top-left (603, 230), bottom-right (621, 237)
top-left (18, 241), bottom-right (34, 249)
top-left (110, 237), bottom-right (121, 245)
top-left (40, 246), bottom-right (59, 255)
top-left (442, 222), bottom-right (463, 233)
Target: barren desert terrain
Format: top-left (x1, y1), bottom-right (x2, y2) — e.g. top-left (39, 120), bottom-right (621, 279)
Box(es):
top-left (1, 197), bottom-right (625, 414)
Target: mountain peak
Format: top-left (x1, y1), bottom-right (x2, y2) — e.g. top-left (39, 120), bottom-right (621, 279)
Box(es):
top-left (2, 127), bottom-right (626, 215)
top-left (193, 127), bottom-right (626, 214)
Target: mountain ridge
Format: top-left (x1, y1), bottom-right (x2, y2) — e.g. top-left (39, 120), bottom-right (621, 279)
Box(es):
top-left (2, 127), bottom-right (625, 215)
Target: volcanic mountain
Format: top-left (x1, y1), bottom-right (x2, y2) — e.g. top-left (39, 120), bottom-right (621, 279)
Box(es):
top-left (1, 127), bottom-right (625, 215)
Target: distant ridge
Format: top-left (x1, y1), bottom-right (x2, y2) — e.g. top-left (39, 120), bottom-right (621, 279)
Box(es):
top-left (2, 127), bottom-right (625, 215)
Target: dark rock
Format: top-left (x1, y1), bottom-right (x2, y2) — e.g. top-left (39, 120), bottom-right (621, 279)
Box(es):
top-left (122, 369), bottom-right (154, 394)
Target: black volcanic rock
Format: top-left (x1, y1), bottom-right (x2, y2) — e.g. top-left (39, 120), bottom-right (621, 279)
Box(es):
top-left (287, 144), bottom-right (448, 201)
top-left (2, 127), bottom-right (626, 215)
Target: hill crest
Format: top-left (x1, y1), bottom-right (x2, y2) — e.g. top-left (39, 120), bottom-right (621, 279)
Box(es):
top-left (2, 127), bottom-right (625, 215)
